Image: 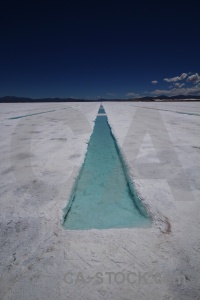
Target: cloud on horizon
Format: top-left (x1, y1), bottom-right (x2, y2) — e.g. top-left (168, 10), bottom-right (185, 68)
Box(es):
top-left (150, 72), bottom-right (200, 96)
top-left (151, 80), bottom-right (158, 84)
top-left (126, 92), bottom-right (140, 98)
top-left (151, 84), bottom-right (200, 96)
top-left (107, 92), bottom-right (117, 97)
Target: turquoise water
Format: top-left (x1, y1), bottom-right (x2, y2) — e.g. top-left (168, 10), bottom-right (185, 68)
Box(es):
top-left (98, 106), bottom-right (106, 114)
top-left (63, 107), bottom-right (150, 230)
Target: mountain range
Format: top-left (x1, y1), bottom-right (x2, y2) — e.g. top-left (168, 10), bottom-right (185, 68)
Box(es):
top-left (0, 95), bottom-right (200, 103)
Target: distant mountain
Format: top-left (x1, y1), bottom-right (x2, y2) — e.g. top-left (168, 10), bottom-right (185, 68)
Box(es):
top-left (129, 95), bottom-right (200, 101)
top-left (154, 95), bottom-right (200, 100)
top-left (0, 95), bottom-right (200, 103)
top-left (0, 96), bottom-right (97, 103)
top-left (155, 95), bottom-right (169, 99)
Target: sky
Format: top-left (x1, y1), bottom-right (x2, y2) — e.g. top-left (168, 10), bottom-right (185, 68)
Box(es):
top-left (0, 0), bottom-right (200, 99)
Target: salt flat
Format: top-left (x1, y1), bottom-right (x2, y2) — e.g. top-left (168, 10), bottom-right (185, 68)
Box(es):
top-left (0, 102), bottom-right (200, 300)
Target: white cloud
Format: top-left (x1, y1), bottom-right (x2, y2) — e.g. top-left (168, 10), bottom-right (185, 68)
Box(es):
top-left (151, 80), bottom-right (158, 84)
top-left (107, 93), bottom-right (116, 97)
top-left (151, 84), bottom-right (200, 96)
top-left (151, 89), bottom-right (173, 95)
top-left (126, 92), bottom-right (140, 98)
top-left (150, 71), bottom-right (200, 96)
top-left (174, 83), bottom-right (185, 88)
top-left (180, 83), bottom-right (185, 88)
top-left (187, 73), bottom-right (200, 84)
top-left (164, 73), bottom-right (188, 82)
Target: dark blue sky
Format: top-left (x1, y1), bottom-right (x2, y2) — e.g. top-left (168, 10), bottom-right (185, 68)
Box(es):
top-left (1, 0), bottom-right (200, 99)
